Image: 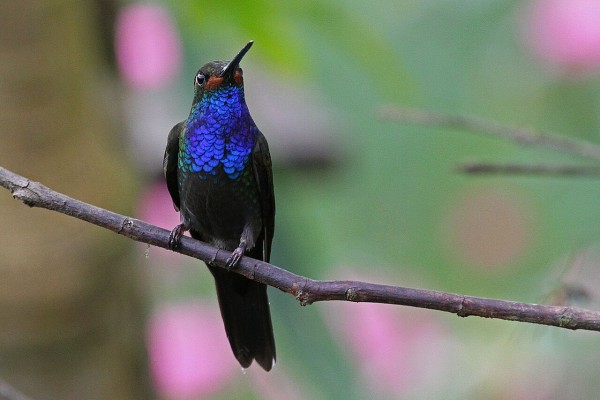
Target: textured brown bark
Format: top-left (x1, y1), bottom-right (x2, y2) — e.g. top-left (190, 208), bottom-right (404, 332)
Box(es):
top-left (0, 1), bottom-right (150, 399)
top-left (3, 166), bottom-right (600, 333)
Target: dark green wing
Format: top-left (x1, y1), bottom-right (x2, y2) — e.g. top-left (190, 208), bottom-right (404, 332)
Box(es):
top-left (252, 130), bottom-right (275, 262)
top-left (164, 122), bottom-right (183, 211)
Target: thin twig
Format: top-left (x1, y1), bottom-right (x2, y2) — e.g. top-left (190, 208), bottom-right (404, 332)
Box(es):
top-left (378, 105), bottom-right (600, 162)
top-left (460, 162), bottom-right (600, 177)
top-left (2, 166), bottom-right (600, 331)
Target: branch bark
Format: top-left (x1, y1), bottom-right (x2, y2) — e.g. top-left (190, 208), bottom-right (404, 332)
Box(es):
top-left (2, 166), bottom-right (600, 332)
top-left (378, 105), bottom-right (600, 162)
top-left (459, 162), bottom-right (600, 177)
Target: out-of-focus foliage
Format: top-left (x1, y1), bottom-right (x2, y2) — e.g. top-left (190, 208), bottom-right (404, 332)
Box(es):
top-left (134, 0), bottom-right (600, 398)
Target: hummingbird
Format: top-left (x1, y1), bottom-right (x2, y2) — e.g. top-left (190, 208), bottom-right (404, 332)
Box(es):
top-left (163, 41), bottom-right (276, 370)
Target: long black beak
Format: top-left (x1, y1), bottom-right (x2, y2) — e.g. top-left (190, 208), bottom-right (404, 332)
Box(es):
top-left (220, 41), bottom-right (254, 78)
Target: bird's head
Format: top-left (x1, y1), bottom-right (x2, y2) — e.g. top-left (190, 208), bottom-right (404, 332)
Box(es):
top-left (192, 41), bottom-right (253, 104)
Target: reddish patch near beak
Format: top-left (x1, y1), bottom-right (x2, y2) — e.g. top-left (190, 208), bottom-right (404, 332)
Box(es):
top-left (205, 76), bottom-right (224, 90)
top-left (233, 70), bottom-right (243, 85)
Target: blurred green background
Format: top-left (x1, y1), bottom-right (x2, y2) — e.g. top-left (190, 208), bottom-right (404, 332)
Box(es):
top-left (3, 0), bottom-right (600, 399)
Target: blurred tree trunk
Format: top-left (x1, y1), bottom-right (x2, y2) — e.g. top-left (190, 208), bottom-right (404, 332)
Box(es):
top-left (0, 1), bottom-right (151, 399)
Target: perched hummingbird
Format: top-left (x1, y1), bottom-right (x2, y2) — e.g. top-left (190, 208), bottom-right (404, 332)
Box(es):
top-left (163, 41), bottom-right (276, 370)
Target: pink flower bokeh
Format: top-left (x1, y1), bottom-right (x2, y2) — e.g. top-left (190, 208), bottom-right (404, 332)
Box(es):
top-left (136, 180), bottom-right (183, 261)
top-left (137, 180), bottom-right (179, 231)
top-left (324, 271), bottom-right (453, 397)
top-left (140, 185), bottom-right (240, 397)
top-left (115, 3), bottom-right (182, 89)
top-left (522, 0), bottom-right (600, 75)
top-left (147, 301), bottom-right (237, 399)
top-left (247, 367), bottom-right (306, 400)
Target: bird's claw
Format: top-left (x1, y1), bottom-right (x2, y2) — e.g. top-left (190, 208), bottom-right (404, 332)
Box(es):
top-left (226, 247), bottom-right (245, 269)
top-left (168, 224), bottom-right (186, 249)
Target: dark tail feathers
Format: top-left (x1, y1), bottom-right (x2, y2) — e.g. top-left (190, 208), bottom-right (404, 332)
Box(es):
top-left (208, 264), bottom-right (276, 371)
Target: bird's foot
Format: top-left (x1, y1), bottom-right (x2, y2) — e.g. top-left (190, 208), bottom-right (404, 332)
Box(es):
top-left (168, 223), bottom-right (187, 249)
top-left (226, 243), bottom-right (246, 269)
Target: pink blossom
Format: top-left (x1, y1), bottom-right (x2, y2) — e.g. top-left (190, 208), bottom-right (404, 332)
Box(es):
top-left (137, 180), bottom-right (179, 231)
top-left (147, 301), bottom-right (236, 399)
top-left (115, 3), bottom-right (182, 89)
top-left (136, 180), bottom-right (182, 261)
top-left (442, 189), bottom-right (531, 271)
top-left (522, 0), bottom-right (600, 74)
top-left (324, 271), bottom-right (453, 397)
top-left (248, 367), bottom-right (306, 400)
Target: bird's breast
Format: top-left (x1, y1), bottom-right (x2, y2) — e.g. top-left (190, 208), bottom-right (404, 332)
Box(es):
top-left (180, 114), bottom-right (256, 180)
top-left (177, 101), bottom-right (261, 248)
top-left (178, 162), bottom-right (261, 249)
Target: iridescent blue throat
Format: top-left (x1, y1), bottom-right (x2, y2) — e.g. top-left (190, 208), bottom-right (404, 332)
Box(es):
top-left (180, 85), bottom-right (257, 180)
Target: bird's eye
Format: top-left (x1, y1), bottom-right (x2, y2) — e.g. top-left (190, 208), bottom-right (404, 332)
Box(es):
top-left (195, 73), bottom-right (206, 86)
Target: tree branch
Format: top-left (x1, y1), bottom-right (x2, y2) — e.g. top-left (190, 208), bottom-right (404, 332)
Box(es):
top-left (378, 105), bottom-right (600, 162)
top-left (2, 166), bottom-right (600, 332)
top-left (459, 162), bottom-right (600, 177)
